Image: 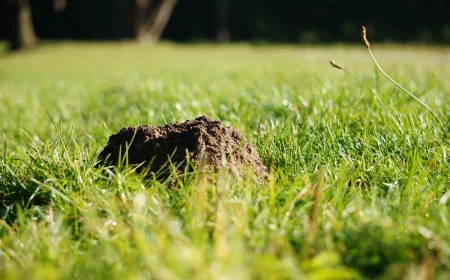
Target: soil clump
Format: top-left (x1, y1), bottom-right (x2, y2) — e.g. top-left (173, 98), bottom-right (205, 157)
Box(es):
top-left (97, 116), bottom-right (268, 182)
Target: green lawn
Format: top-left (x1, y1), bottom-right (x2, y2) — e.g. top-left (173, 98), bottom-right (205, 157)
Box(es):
top-left (0, 42), bottom-right (449, 279)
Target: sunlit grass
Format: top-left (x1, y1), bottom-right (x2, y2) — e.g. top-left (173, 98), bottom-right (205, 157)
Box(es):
top-left (0, 42), bottom-right (449, 279)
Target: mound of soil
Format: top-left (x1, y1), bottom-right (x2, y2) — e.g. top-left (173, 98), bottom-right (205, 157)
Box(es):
top-left (97, 116), bottom-right (268, 182)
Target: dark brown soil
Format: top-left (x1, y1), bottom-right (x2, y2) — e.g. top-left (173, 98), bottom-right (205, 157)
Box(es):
top-left (96, 116), bottom-right (268, 182)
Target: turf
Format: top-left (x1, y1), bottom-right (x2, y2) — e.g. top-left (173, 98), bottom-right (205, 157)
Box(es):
top-left (0, 42), bottom-right (449, 279)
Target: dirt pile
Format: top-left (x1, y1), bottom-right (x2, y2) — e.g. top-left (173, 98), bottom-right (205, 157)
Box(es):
top-left (97, 116), bottom-right (268, 181)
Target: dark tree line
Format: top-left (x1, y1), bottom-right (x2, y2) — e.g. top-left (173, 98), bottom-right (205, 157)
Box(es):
top-left (1, 0), bottom-right (179, 50)
top-left (1, 0), bottom-right (449, 50)
top-left (218, 0), bottom-right (450, 43)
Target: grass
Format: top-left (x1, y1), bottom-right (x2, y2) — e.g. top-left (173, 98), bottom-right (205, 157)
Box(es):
top-left (0, 42), bottom-right (449, 279)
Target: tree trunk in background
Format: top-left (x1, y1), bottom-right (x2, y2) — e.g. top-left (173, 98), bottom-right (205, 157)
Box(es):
top-left (18, 0), bottom-right (37, 47)
top-left (145, 0), bottom-right (177, 42)
top-left (216, 0), bottom-right (230, 43)
top-left (6, 0), bottom-right (37, 50)
top-left (130, 0), bottom-right (178, 43)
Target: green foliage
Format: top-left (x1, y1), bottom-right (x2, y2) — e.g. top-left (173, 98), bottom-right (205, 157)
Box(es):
top-left (0, 43), bottom-right (449, 279)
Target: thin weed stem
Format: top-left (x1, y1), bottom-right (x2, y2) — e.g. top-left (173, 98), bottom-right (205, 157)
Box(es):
top-left (362, 26), bottom-right (446, 134)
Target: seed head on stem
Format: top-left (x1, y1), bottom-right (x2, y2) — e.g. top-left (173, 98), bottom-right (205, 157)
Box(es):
top-left (361, 26), bottom-right (370, 48)
top-left (329, 60), bottom-right (342, 69)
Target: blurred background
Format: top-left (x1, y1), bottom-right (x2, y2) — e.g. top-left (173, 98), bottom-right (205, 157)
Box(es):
top-left (1, 0), bottom-right (450, 50)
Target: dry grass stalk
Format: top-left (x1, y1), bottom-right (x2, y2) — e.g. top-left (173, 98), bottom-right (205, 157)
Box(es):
top-left (360, 26), bottom-right (445, 134)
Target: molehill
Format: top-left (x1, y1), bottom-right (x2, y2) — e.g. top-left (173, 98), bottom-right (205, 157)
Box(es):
top-left (97, 116), bottom-right (268, 181)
